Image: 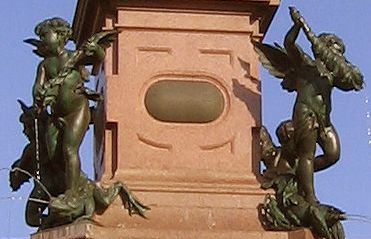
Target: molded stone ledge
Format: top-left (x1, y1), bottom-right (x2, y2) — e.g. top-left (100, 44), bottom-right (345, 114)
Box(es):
top-left (31, 221), bottom-right (315, 239)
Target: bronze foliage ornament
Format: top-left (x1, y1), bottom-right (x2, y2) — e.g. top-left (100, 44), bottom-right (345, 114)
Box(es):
top-left (260, 124), bottom-right (346, 239)
top-left (256, 7), bottom-right (363, 239)
top-left (9, 18), bottom-right (149, 229)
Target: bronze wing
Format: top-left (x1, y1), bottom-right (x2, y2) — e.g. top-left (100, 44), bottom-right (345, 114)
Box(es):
top-left (253, 41), bottom-right (297, 92)
top-left (23, 38), bottom-right (47, 58)
top-left (87, 30), bottom-right (118, 49)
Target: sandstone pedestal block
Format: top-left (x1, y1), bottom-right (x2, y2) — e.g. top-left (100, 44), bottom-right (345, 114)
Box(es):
top-left (31, 0), bottom-right (309, 238)
top-left (31, 222), bottom-right (316, 239)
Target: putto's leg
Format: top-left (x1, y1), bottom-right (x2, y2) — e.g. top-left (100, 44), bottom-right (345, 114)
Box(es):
top-left (293, 106), bottom-right (319, 204)
top-left (295, 130), bottom-right (318, 204)
top-left (62, 104), bottom-right (90, 190)
top-left (314, 125), bottom-right (340, 172)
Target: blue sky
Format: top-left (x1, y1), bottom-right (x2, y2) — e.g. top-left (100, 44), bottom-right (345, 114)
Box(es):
top-left (0, 1), bottom-right (370, 238)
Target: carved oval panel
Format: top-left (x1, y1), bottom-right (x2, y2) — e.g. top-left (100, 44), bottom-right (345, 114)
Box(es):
top-left (145, 80), bottom-right (225, 123)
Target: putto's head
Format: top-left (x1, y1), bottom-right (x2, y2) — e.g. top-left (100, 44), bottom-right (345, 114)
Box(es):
top-left (35, 18), bottom-right (72, 43)
top-left (275, 120), bottom-right (294, 146)
top-left (318, 33), bottom-right (345, 55)
top-left (33, 18), bottom-right (72, 56)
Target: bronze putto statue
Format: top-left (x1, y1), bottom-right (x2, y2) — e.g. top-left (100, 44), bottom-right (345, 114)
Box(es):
top-left (256, 7), bottom-right (363, 239)
top-left (10, 18), bottom-right (149, 229)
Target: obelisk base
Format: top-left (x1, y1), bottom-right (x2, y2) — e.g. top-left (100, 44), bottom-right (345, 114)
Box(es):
top-left (31, 221), bottom-right (316, 239)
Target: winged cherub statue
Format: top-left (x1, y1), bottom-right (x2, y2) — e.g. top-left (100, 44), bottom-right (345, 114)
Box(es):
top-left (24, 18), bottom-right (116, 192)
top-left (254, 7), bottom-right (363, 204)
top-left (12, 18), bottom-right (149, 228)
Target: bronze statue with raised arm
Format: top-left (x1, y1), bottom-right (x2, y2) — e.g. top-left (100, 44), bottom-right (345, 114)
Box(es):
top-left (255, 7), bottom-right (363, 204)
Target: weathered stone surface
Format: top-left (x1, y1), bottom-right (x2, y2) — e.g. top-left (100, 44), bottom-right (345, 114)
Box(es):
top-left (31, 221), bottom-right (316, 239)
top-left (57, 0), bottom-right (288, 238)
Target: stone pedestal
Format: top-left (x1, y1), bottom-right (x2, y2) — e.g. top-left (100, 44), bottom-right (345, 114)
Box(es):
top-left (31, 222), bottom-right (315, 239)
top-left (31, 0), bottom-right (316, 238)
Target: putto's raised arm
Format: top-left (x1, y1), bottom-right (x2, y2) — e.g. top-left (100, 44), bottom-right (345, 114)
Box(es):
top-left (284, 7), bottom-right (314, 66)
top-left (283, 24), bottom-right (302, 64)
top-left (289, 7), bottom-right (319, 46)
top-left (289, 6), bottom-right (364, 90)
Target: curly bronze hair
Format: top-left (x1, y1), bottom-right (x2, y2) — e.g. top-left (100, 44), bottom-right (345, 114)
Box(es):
top-left (318, 33), bottom-right (345, 54)
top-left (35, 17), bottom-right (72, 44)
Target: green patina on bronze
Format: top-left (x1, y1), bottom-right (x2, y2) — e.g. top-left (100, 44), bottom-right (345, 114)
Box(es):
top-left (256, 7), bottom-right (363, 239)
top-left (145, 80), bottom-right (225, 123)
top-left (259, 124), bottom-right (346, 239)
top-left (10, 18), bottom-right (149, 230)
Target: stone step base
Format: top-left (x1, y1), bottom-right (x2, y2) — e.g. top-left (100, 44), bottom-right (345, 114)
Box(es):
top-left (31, 222), bottom-right (315, 239)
